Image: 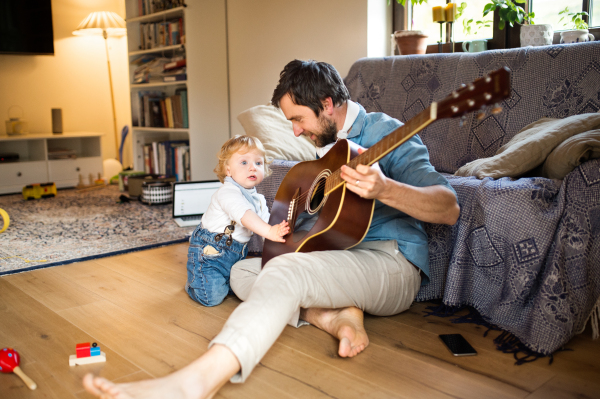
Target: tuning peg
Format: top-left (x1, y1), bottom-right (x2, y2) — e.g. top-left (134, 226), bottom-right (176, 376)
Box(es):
top-left (491, 103), bottom-right (503, 114)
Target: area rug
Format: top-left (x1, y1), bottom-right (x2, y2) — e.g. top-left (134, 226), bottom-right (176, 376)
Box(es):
top-left (0, 185), bottom-right (194, 275)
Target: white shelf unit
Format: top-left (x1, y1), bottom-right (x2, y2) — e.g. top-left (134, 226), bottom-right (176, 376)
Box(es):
top-left (0, 133), bottom-right (103, 194)
top-left (125, 0), bottom-right (230, 181)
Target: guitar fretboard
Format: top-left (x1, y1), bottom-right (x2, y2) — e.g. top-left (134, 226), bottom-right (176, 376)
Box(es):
top-left (324, 104), bottom-right (437, 195)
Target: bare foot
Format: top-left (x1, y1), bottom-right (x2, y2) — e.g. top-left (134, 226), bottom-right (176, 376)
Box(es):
top-left (301, 306), bottom-right (369, 358)
top-left (82, 344), bottom-right (239, 399)
top-left (83, 372), bottom-right (205, 399)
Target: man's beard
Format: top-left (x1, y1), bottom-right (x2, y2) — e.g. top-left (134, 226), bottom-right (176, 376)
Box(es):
top-left (311, 114), bottom-right (338, 148)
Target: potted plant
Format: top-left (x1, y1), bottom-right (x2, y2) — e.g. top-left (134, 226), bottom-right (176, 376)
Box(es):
top-left (558, 7), bottom-right (595, 44)
top-left (482, 0), bottom-right (553, 47)
top-left (461, 11), bottom-right (493, 52)
top-left (392, 0), bottom-right (429, 55)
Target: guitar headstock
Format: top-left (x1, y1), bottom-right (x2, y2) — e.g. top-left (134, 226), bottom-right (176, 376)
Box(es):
top-left (436, 67), bottom-right (511, 120)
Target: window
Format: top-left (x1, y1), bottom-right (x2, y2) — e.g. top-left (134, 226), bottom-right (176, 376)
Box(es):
top-left (530, 1), bottom-right (583, 31)
top-left (411, 0), bottom-right (494, 44)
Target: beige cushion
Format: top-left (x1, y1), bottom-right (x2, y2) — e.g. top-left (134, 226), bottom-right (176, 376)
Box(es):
top-left (455, 113), bottom-right (600, 179)
top-left (542, 129), bottom-right (600, 179)
top-left (237, 105), bottom-right (316, 162)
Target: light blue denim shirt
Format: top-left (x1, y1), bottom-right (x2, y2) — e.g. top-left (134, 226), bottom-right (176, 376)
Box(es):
top-left (347, 104), bottom-right (456, 285)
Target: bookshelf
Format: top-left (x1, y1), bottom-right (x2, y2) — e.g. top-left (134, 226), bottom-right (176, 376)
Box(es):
top-left (0, 133), bottom-right (103, 194)
top-left (125, 0), bottom-right (230, 181)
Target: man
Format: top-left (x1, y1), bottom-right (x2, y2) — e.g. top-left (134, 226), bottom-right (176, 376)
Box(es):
top-left (83, 60), bottom-right (460, 399)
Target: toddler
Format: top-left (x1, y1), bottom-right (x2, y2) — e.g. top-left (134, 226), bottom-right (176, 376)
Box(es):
top-left (185, 135), bottom-right (289, 306)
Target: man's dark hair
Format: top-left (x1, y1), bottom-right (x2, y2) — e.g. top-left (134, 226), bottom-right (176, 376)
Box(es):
top-left (271, 60), bottom-right (350, 116)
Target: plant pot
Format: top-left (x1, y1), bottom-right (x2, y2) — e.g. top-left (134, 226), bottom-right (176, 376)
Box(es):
top-left (520, 24), bottom-right (553, 47)
top-left (560, 29), bottom-right (595, 44)
top-left (394, 30), bottom-right (428, 55)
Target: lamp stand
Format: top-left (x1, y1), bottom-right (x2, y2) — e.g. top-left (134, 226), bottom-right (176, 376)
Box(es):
top-left (103, 30), bottom-right (119, 160)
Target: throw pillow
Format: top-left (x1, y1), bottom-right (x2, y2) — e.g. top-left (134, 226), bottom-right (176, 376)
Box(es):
top-left (542, 129), bottom-right (600, 180)
top-left (237, 104), bottom-right (315, 162)
top-left (454, 113), bottom-right (600, 178)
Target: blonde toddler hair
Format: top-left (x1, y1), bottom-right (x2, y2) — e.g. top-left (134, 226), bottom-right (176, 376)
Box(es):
top-left (214, 135), bottom-right (272, 183)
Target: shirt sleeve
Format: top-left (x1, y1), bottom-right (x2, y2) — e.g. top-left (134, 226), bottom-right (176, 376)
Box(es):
top-left (217, 185), bottom-right (254, 225)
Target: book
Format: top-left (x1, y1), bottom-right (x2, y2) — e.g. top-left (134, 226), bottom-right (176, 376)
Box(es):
top-left (164, 59), bottom-right (186, 70)
top-left (148, 97), bottom-right (164, 127)
top-left (165, 97), bottom-right (174, 128)
top-left (163, 74), bottom-right (186, 82)
top-left (176, 88), bottom-right (188, 128)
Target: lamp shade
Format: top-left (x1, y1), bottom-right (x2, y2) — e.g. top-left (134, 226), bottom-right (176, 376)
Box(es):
top-left (73, 11), bottom-right (126, 37)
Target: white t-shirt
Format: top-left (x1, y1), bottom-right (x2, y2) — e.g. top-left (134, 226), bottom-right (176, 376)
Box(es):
top-left (201, 181), bottom-right (270, 243)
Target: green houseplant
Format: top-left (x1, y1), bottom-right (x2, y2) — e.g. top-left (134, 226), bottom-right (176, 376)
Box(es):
top-left (391, 0), bottom-right (429, 55)
top-left (482, 0), bottom-right (554, 47)
top-left (558, 7), bottom-right (595, 44)
top-left (482, 0), bottom-right (534, 30)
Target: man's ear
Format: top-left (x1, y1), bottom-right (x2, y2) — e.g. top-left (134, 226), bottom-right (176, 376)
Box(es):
top-left (321, 97), bottom-right (334, 115)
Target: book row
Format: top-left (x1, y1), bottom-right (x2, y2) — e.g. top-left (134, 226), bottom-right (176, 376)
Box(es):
top-left (132, 89), bottom-right (189, 129)
top-left (143, 141), bottom-right (190, 182)
top-left (132, 56), bottom-right (186, 84)
top-left (138, 0), bottom-right (184, 16)
top-left (140, 18), bottom-right (184, 50)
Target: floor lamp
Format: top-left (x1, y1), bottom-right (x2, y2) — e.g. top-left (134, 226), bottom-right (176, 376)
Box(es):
top-left (73, 12), bottom-right (127, 160)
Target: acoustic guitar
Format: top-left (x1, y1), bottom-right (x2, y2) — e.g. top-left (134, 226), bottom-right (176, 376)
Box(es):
top-left (262, 67), bottom-right (511, 267)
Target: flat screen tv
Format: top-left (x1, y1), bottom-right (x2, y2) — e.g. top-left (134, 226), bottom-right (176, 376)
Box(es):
top-left (0, 0), bottom-right (55, 55)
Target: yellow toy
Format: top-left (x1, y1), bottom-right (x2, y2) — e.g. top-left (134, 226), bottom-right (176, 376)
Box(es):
top-left (0, 208), bottom-right (9, 233)
top-left (22, 182), bottom-right (57, 200)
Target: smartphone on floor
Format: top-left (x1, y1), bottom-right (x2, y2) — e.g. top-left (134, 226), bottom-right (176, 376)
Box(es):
top-left (439, 334), bottom-right (477, 356)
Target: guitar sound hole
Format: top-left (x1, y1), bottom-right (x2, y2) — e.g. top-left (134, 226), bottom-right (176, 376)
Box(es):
top-left (309, 177), bottom-right (326, 212)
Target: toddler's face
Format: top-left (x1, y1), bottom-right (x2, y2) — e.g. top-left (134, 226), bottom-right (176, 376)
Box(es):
top-left (226, 148), bottom-right (265, 189)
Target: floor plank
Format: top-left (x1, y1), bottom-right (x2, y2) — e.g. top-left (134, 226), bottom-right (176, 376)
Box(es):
top-left (0, 279), bottom-right (139, 396)
top-left (2, 244), bottom-right (599, 399)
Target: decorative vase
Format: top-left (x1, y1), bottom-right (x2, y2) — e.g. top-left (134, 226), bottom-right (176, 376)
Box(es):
top-left (560, 29), bottom-right (595, 44)
top-left (394, 30), bottom-right (429, 55)
top-left (520, 24), bottom-right (553, 47)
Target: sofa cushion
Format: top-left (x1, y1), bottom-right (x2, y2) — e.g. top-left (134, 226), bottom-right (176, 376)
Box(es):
top-left (453, 113), bottom-right (600, 179)
top-left (542, 129), bottom-right (600, 179)
top-left (237, 104), bottom-right (316, 162)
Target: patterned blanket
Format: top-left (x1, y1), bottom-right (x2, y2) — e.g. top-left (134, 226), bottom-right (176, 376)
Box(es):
top-left (417, 159), bottom-right (600, 354)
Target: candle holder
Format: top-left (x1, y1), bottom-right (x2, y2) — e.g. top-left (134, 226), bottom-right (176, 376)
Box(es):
top-left (448, 22), bottom-right (455, 53)
top-left (437, 21), bottom-right (445, 54)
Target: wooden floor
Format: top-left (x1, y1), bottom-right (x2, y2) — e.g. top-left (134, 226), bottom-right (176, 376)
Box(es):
top-left (1, 243), bottom-right (599, 399)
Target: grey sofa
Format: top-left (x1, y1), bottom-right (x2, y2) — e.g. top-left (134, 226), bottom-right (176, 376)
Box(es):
top-left (251, 41), bottom-right (600, 357)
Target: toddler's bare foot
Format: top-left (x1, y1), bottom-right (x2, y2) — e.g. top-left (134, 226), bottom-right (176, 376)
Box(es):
top-left (302, 306), bottom-right (369, 357)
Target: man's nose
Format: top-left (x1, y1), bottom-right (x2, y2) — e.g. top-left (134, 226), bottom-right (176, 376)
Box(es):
top-left (292, 123), bottom-right (303, 137)
top-left (249, 163), bottom-right (256, 170)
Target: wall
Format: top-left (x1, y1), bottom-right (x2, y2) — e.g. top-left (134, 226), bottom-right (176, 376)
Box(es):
top-left (226, 0), bottom-right (372, 137)
top-left (0, 0), bottom-right (131, 169)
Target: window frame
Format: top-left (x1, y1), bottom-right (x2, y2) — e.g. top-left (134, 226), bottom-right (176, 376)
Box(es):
top-left (392, 0), bottom-right (599, 53)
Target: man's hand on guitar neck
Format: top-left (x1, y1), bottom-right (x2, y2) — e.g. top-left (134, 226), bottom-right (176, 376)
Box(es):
top-left (340, 149), bottom-right (460, 226)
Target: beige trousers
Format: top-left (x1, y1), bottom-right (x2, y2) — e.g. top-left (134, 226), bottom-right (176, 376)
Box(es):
top-left (209, 240), bottom-right (421, 382)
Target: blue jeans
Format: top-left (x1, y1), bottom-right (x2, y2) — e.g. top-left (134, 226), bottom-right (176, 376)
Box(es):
top-left (185, 226), bottom-right (248, 307)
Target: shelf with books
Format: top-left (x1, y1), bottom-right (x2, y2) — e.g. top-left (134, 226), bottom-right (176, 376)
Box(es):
top-left (132, 127), bottom-right (189, 133)
top-left (131, 81), bottom-right (186, 89)
top-left (128, 44), bottom-right (184, 57)
top-left (126, 0), bottom-right (230, 181)
top-left (126, 6), bottom-right (184, 23)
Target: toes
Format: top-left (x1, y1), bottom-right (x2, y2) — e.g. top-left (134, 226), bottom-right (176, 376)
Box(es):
top-left (338, 337), bottom-right (352, 358)
top-left (83, 374), bottom-right (103, 396)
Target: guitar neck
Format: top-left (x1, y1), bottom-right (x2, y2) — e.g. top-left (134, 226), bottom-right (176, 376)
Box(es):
top-left (325, 103), bottom-right (437, 195)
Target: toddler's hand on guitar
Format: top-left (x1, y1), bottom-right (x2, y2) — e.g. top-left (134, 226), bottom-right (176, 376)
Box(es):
top-left (267, 220), bottom-right (290, 243)
top-left (341, 148), bottom-right (389, 200)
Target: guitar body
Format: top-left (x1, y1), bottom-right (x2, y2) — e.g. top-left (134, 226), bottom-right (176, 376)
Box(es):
top-left (262, 139), bottom-right (375, 266)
